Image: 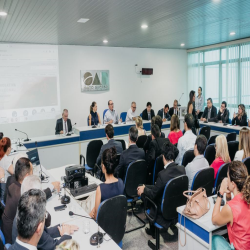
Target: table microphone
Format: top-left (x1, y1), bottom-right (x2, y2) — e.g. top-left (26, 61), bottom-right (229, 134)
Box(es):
top-left (15, 129), bottom-right (30, 141)
top-left (68, 211), bottom-right (103, 246)
top-left (35, 141), bottom-right (45, 181)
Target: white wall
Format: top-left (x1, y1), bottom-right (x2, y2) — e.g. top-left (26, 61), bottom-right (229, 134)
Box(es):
top-left (2, 45), bottom-right (187, 139)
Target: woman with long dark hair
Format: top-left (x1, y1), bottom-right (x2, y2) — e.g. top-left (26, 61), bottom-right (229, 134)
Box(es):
top-left (88, 101), bottom-right (101, 126)
top-left (187, 90), bottom-right (198, 134)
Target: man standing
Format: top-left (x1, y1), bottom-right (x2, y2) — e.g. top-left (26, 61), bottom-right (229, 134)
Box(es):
top-left (157, 104), bottom-right (170, 122)
top-left (200, 98), bottom-right (217, 122)
top-left (169, 100), bottom-right (179, 117)
top-left (104, 100), bottom-right (122, 124)
top-left (126, 102), bottom-right (137, 122)
top-left (55, 109), bottom-right (72, 135)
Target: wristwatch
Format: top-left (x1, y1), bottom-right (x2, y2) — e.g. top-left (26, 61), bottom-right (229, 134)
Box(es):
top-left (217, 191), bottom-right (223, 198)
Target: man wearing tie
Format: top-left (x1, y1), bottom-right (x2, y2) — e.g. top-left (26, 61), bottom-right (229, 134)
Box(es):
top-left (55, 109), bottom-right (72, 134)
top-left (169, 100), bottom-right (179, 117)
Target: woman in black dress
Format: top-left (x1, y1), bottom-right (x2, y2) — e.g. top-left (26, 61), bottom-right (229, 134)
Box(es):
top-left (232, 104), bottom-right (248, 126)
top-left (187, 90), bottom-right (198, 135)
top-left (88, 101), bottom-right (101, 126)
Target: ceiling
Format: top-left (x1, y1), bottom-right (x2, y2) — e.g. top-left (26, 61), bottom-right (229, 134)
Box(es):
top-left (0, 0), bottom-right (250, 49)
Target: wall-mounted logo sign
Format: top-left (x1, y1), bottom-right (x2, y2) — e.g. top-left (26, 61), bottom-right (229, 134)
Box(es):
top-left (80, 70), bottom-right (109, 92)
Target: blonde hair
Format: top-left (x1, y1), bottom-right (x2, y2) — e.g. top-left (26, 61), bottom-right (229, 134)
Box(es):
top-left (56, 240), bottom-right (80, 250)
top-left (135, 116), bottom-right (143, 129)
top-left (239, 127), bottom-right (250, 159)
top-left (215, 135), bottom-right (230, 163)
top-left (170, 115), bottom-right (180, 131)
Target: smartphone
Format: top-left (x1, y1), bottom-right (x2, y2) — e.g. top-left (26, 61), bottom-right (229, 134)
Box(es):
top-left (212, 197), bottom-right (225, 206)
top-left (54, 204), bottom-right (67, 211)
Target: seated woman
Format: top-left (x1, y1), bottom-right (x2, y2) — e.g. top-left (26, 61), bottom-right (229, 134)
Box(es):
top-left (135, 116), bottom-right (146, 136)
top-left (212, 161), bottom-right (250, 250)
top-left (90, 147), bottom-right (124, 220)
top-left (234, 127), bottom-right (250, 161)
top-left (168, 115), bottom-right (183, 145)
top-left (211, 135), bottom-right (231, 179)
top-left (232, 104), bottom-right (247, 126)
top-left (89, 101), bottom-right (101, 126)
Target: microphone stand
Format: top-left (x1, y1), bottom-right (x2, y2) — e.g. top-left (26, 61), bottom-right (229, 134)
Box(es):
top-left (35, 141), bottom-right (45, 181)
top-left (178, 93), bottom-right (184, 106)
top-left (15, 129), bottom-right (30, 142)
top-left (61, 176), bottom-right (71, 204)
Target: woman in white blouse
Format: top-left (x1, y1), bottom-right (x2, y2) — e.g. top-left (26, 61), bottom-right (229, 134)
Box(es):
top-left (135, 116), bottom-right (146, 136)
top-left (234, 127), bottom-right (250, 161)
top-left (195, 86), bottom-right (204, 119)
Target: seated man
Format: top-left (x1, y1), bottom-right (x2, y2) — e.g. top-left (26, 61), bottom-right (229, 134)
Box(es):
top-left (55, 109), bottom-right (72, 135)
top-left (157, 104), bottom-right (170, 122)
top-left (210, 101), bottom-right (229, 124)
top-left (200, 98), bottom-right (217, 122)
top-left (169, 100), bottom-right (179, 116)
top-left (185, 135), bottom-right (209, 189)
top-left (142, 102), bottom-right (155, 121)
top-left (115, 126), bottom-right (145, 180)
top-left (175, 114), bottom-right (197, 165)
top-left (137, 142), bottom-right (185, 237)
top-left (104, 100), bottom-right (122, 124)
top-left (143, 116), bottom-right (166, 152)
top-left (12, 175), bottom-right (78, 250)
top-left (146, 124), bottom-right (178, 176)
top-left (126, 102), bottom-right (137, 122)
top-left (9, 189), bottom-right (47, 250)
top-left (96, 124), bottom-right (123, 165)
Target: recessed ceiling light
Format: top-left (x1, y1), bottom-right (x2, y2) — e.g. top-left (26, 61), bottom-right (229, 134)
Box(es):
top-left (141, 24), bottom-right (148, 29)
top-left (181, 43), bottom-right (185, 46)
top-left (230, 32), bottom-right (236, 36)
top-left (103, 40), bottom-right (108, 43)
top-left (0, 12), bottom-right (7, 16)
top-left (77, 18), bottom-right (89, 23)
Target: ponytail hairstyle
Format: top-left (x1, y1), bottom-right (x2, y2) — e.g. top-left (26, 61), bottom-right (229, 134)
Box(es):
top-left (101, 147), bottom-right (117, 175)
top-left (0, 137), bottom-right (11, 160)
top-left (90, 102), bottom-right (96, 113)
top-left (228, 161), bottom-right (250, 204)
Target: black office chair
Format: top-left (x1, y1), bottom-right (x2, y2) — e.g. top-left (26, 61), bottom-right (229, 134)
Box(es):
top-left (207, 135), bottom-right (218, 145)
top-left (96, 195), bottom-right (127, 248)
top-left (214, 163), bottom-right (230, 194)
top-left (144, 175), bottom-right (188, 250)
top-left (152, 155), bottom-right (164, 184)
top-left (228, 141), bottom-right (239, 161)
top-left (226, 132), bottom-right (237, 142)
top-left (199, 126), bottom-right (211, 140)
top-left (191, 168), bottom-right (214, 197)
top-left (136, 135), bottom-right (147, 149)
top-left (242, 157), bottom-right (250, 175)
top-left (204, 144), bottom-right (216, 165)
top-left (115, 139), bottom-right (126, 150)
top-left (181, 150), bottom-right (195, 167)
top-left (124, 160), bottom-right (147, 233)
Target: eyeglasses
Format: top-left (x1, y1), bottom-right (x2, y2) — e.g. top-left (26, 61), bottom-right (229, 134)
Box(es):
top-left (109, 103), bottom-right (114, 105)
top-left (132, 106), bottom-right (136, 109)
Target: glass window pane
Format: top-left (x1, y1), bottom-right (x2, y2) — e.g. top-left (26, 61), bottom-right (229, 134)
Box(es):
top-left (241, 60), bottom-right (250, 117)
top-left (205, 65), bottom-right (219, 106)
top-left (204, 49), bottom-right (220, 63)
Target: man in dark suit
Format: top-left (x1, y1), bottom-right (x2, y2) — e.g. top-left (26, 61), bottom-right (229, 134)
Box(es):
top-left (137, 142), bottom-right (185, 236)
top-left (142, 102), bottom-right (155, 120)
top-left (115, 126), bottom-right (145, 180)
top-left (200, 98), bottom-right (217, 122)
top-left (146, 124), bottom-right (179, 176)
top-left (157, 104), bottom-right (170, 122)
top-left (169, 100), bottom-right (179, 117)
top-left (9, 189), bottom-right (46, 250)
top-left (143, 116), bottom-right (166, 152)
top-left (55, 109), bottom-right (72, 134)
top-left (210, 101), bottom-right (229, 123)
top-left (96, 124), bottom-right (123, 165)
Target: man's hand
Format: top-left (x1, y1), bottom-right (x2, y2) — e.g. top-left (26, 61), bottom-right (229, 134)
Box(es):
top-left (132, 117), bottom-right (136, 121)
top-left (0, 167), bottom-right (4, 179)
top-left (137, 185), bottom-right (145, 196)
top-left (60, 131), bottom-right (64, 134)
top-left (58, 224), bottom-right (71, 236)
top-left (162, 118), bottom-right (167, 122)
top-left (196, 110), bottom-right (200, 114)
top-left (52, 181), bottom-right (60, 192)
top-left (70, 225), bottom-right (79, 234)
top-left (109, 120), bottom-right (113, 124)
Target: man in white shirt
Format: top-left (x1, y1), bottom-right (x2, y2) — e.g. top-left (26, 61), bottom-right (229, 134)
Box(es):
top-left (185, 135), bottom-right (209, 189)
top-left (176, 114), bottom-right (197, 165)
top-left (104, 100), bottom-right (122, 124)
top-left (126, 102), bottom-right (137, 122)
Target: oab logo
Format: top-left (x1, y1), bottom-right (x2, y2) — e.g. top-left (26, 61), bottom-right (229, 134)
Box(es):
top-left (83, 72), bottom-right (101, 86)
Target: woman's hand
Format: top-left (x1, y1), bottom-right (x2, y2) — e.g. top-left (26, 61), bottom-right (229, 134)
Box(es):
top-left (89, 208), bottom-right (95, 218)
top-left (219, 178), bottom-right (230, 195)
top-left (233, 112), bottom-right (236, 118)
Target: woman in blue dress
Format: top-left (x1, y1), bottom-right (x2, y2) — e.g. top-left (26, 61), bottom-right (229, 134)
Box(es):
top-left (89, 101), bottom-right (101, 126)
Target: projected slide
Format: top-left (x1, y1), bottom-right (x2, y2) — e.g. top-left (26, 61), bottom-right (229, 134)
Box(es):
top-left (0, 44), bottom-right (60, 124)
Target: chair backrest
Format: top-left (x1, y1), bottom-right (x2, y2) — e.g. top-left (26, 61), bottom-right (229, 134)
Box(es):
top-left (115, 139), bottom-right (126, 150)
top-left (124, 160), bottom-right (147, 198)
top-left (136, 135), bottom-right (147, 149)
top-left (80, 154), bottom-right (85, 166)
top-left (207, 135), bottom-right (218, 145)
top-left (161, 175), bottom-right (188, 220)
top-left (199, 126), bottom-right (211, 140)
top-left (242, 157), bottom-right (250, 175)
top-left (86, 140), bottom-right (103, 168)
top-left (226, 132), bottom-right (237, 142)
top-left (228, 141), bottom-right (239, 161)
top-left (97, 195), bottom-right (127, 244)
top-left (0, 229), bottom-right (5, 245)
top-left (214, 163), bottom-right (230, 194)
top-left (204, 144), bottom-right (216, 165)
top-left (120, 112), bottom-right (127, 122)
top-left (140, 113), bottom-right (142, 117)
top-left (191, 168), bottom-right (214, 197)
top-left (229, 118), bottom-right (232, 124)
top-left (152, 155), bottom-right (164, 184)
top-left (103, 109), bottom-right (108, 120)
top-left (182, 150), bottom-right (195, 167)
